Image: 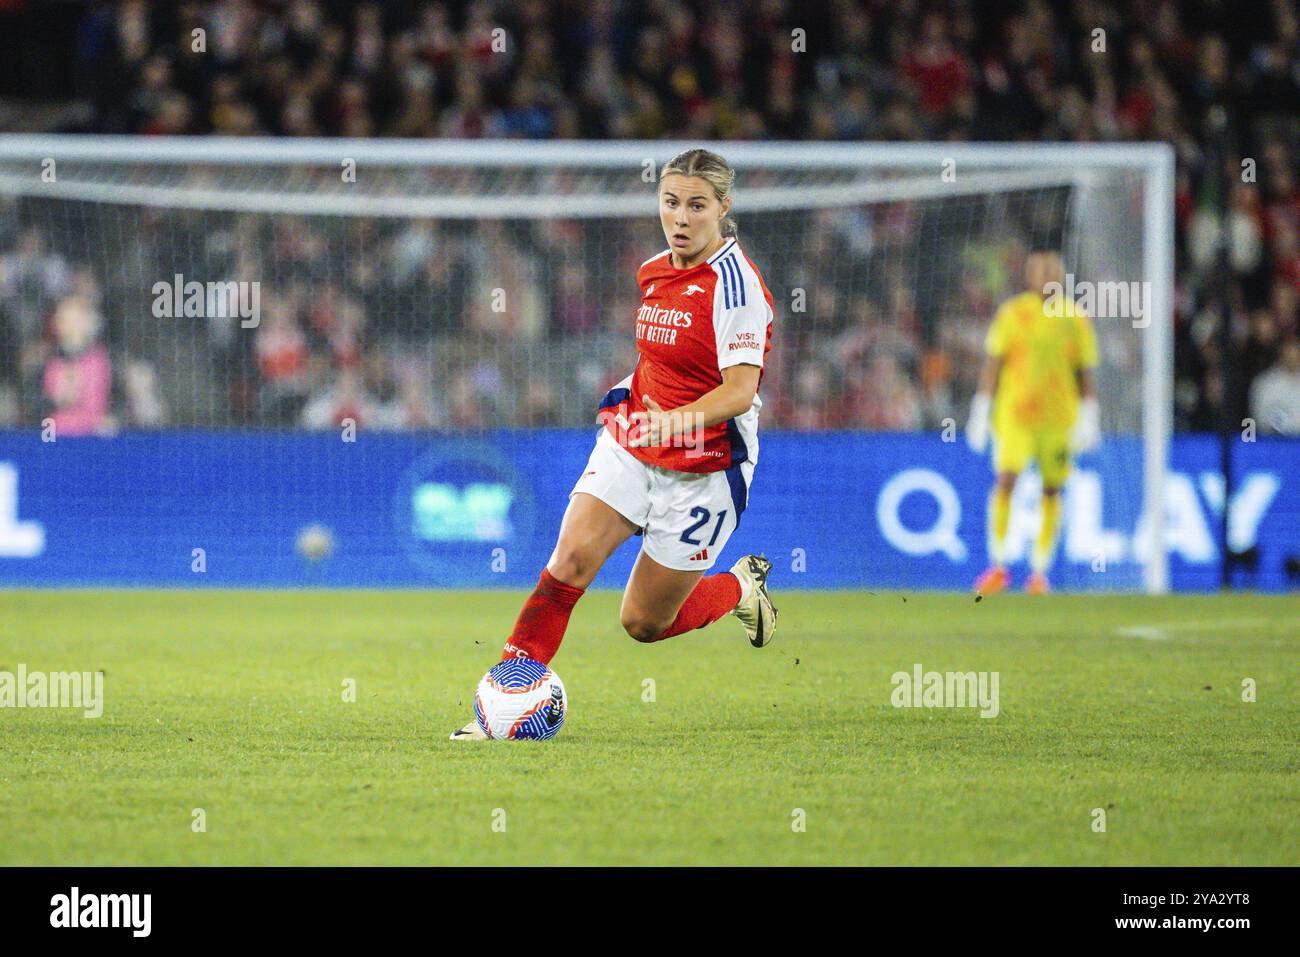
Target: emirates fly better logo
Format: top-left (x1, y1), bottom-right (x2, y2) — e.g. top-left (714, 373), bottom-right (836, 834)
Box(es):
top-left (635, 303), bottom-right (693, 345)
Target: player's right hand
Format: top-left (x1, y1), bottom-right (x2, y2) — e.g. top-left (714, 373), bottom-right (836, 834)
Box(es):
top-left (627, 394), bottom-right (670, 447)
top-left (965, 393), bottom-right (991, 454)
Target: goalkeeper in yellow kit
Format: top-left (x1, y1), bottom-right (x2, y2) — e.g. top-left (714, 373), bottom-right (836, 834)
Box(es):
top-left (965, 251), bottom-right (1100, 595)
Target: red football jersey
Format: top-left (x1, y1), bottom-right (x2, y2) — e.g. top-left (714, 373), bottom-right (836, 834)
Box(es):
top-left (598, 237), bottom-right (774, 473)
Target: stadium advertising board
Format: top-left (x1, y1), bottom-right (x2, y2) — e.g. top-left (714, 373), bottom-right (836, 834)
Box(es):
top-left (0, 431), bottom-right (1294, 591)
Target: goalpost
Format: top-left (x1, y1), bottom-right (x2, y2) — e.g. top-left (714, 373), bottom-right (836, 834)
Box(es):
top-left (0, 137), bottom-right (1173, 592)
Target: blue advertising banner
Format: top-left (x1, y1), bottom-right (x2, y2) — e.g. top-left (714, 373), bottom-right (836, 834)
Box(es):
top-left (0, 430), bottom-right (1295, 591)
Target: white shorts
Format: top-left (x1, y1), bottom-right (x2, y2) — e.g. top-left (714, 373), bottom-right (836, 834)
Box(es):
top-left (570, 428), bottom-right (755, 571)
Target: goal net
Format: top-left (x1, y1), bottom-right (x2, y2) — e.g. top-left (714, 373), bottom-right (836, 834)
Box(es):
top-left (0, 138), bottom-right (1172, 591)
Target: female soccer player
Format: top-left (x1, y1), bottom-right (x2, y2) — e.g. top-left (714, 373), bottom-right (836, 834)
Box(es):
top-left (452, 148), bottom-right (777, 739)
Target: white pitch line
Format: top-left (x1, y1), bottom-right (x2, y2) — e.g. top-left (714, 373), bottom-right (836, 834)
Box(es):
top-left (1115, 619), bottom-right (1271, 641)
top-left (1117, 626), bottom-right (1169, 640)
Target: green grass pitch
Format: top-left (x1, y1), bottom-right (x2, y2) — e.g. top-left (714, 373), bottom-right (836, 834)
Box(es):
top-left (1, 589), bottom-right (1296, 866)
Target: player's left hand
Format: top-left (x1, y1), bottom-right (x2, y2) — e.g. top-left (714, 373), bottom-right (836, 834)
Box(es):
top-left (1070, 396), bottom-right (1101, 453)
top-left (628, 394), bottom-right (673, 447)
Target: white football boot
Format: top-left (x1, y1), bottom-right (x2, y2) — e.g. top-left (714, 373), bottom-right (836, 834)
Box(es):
top-left (449, 721), bottom-right (488, 741)
top-left (728, 554), bottom-right (777, 647)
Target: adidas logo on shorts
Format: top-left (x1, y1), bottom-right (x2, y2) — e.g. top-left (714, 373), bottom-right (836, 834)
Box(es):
top-left (688, 548), bottom-right (709, 562)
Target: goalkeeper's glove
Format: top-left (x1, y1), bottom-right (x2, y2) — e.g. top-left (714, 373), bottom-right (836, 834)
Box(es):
top-left (965, 393), bottom-right (992, 454)
top-left (1070, 396), bottom-right (1101, 453)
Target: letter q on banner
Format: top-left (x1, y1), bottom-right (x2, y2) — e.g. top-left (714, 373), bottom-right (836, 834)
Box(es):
top-left (876, 469), bottom-right (967, 562)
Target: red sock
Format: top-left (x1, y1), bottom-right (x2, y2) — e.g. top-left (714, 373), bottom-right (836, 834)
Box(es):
top-left (649, 572), bottom-right (742, 642)
top-left (501, 568), bottom-right (585, 664)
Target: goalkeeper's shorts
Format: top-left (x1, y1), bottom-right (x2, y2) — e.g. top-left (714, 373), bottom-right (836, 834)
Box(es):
top-left (993, 425), bottom-right (1072, 488)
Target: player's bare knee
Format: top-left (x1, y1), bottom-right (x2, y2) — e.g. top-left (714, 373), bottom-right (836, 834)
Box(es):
top-left (620, 611), bottom-right (663, 643)
top-left (548, 548), bottom-right (594, 588)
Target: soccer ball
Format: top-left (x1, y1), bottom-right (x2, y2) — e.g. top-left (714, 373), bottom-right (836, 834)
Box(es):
top-left (474, 658), bottom-right (567, 740)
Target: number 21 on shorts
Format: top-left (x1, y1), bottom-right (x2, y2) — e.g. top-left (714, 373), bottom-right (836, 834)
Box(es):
top-left (680, 507), bottom-right (728, 546)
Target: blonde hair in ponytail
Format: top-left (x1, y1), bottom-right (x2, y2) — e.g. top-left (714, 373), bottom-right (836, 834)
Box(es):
top-left (659, 148), bottom-right (738, 237)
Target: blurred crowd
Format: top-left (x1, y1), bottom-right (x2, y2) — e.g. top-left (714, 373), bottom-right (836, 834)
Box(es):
top-left (0, 0), bottom-right (1296, 434)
